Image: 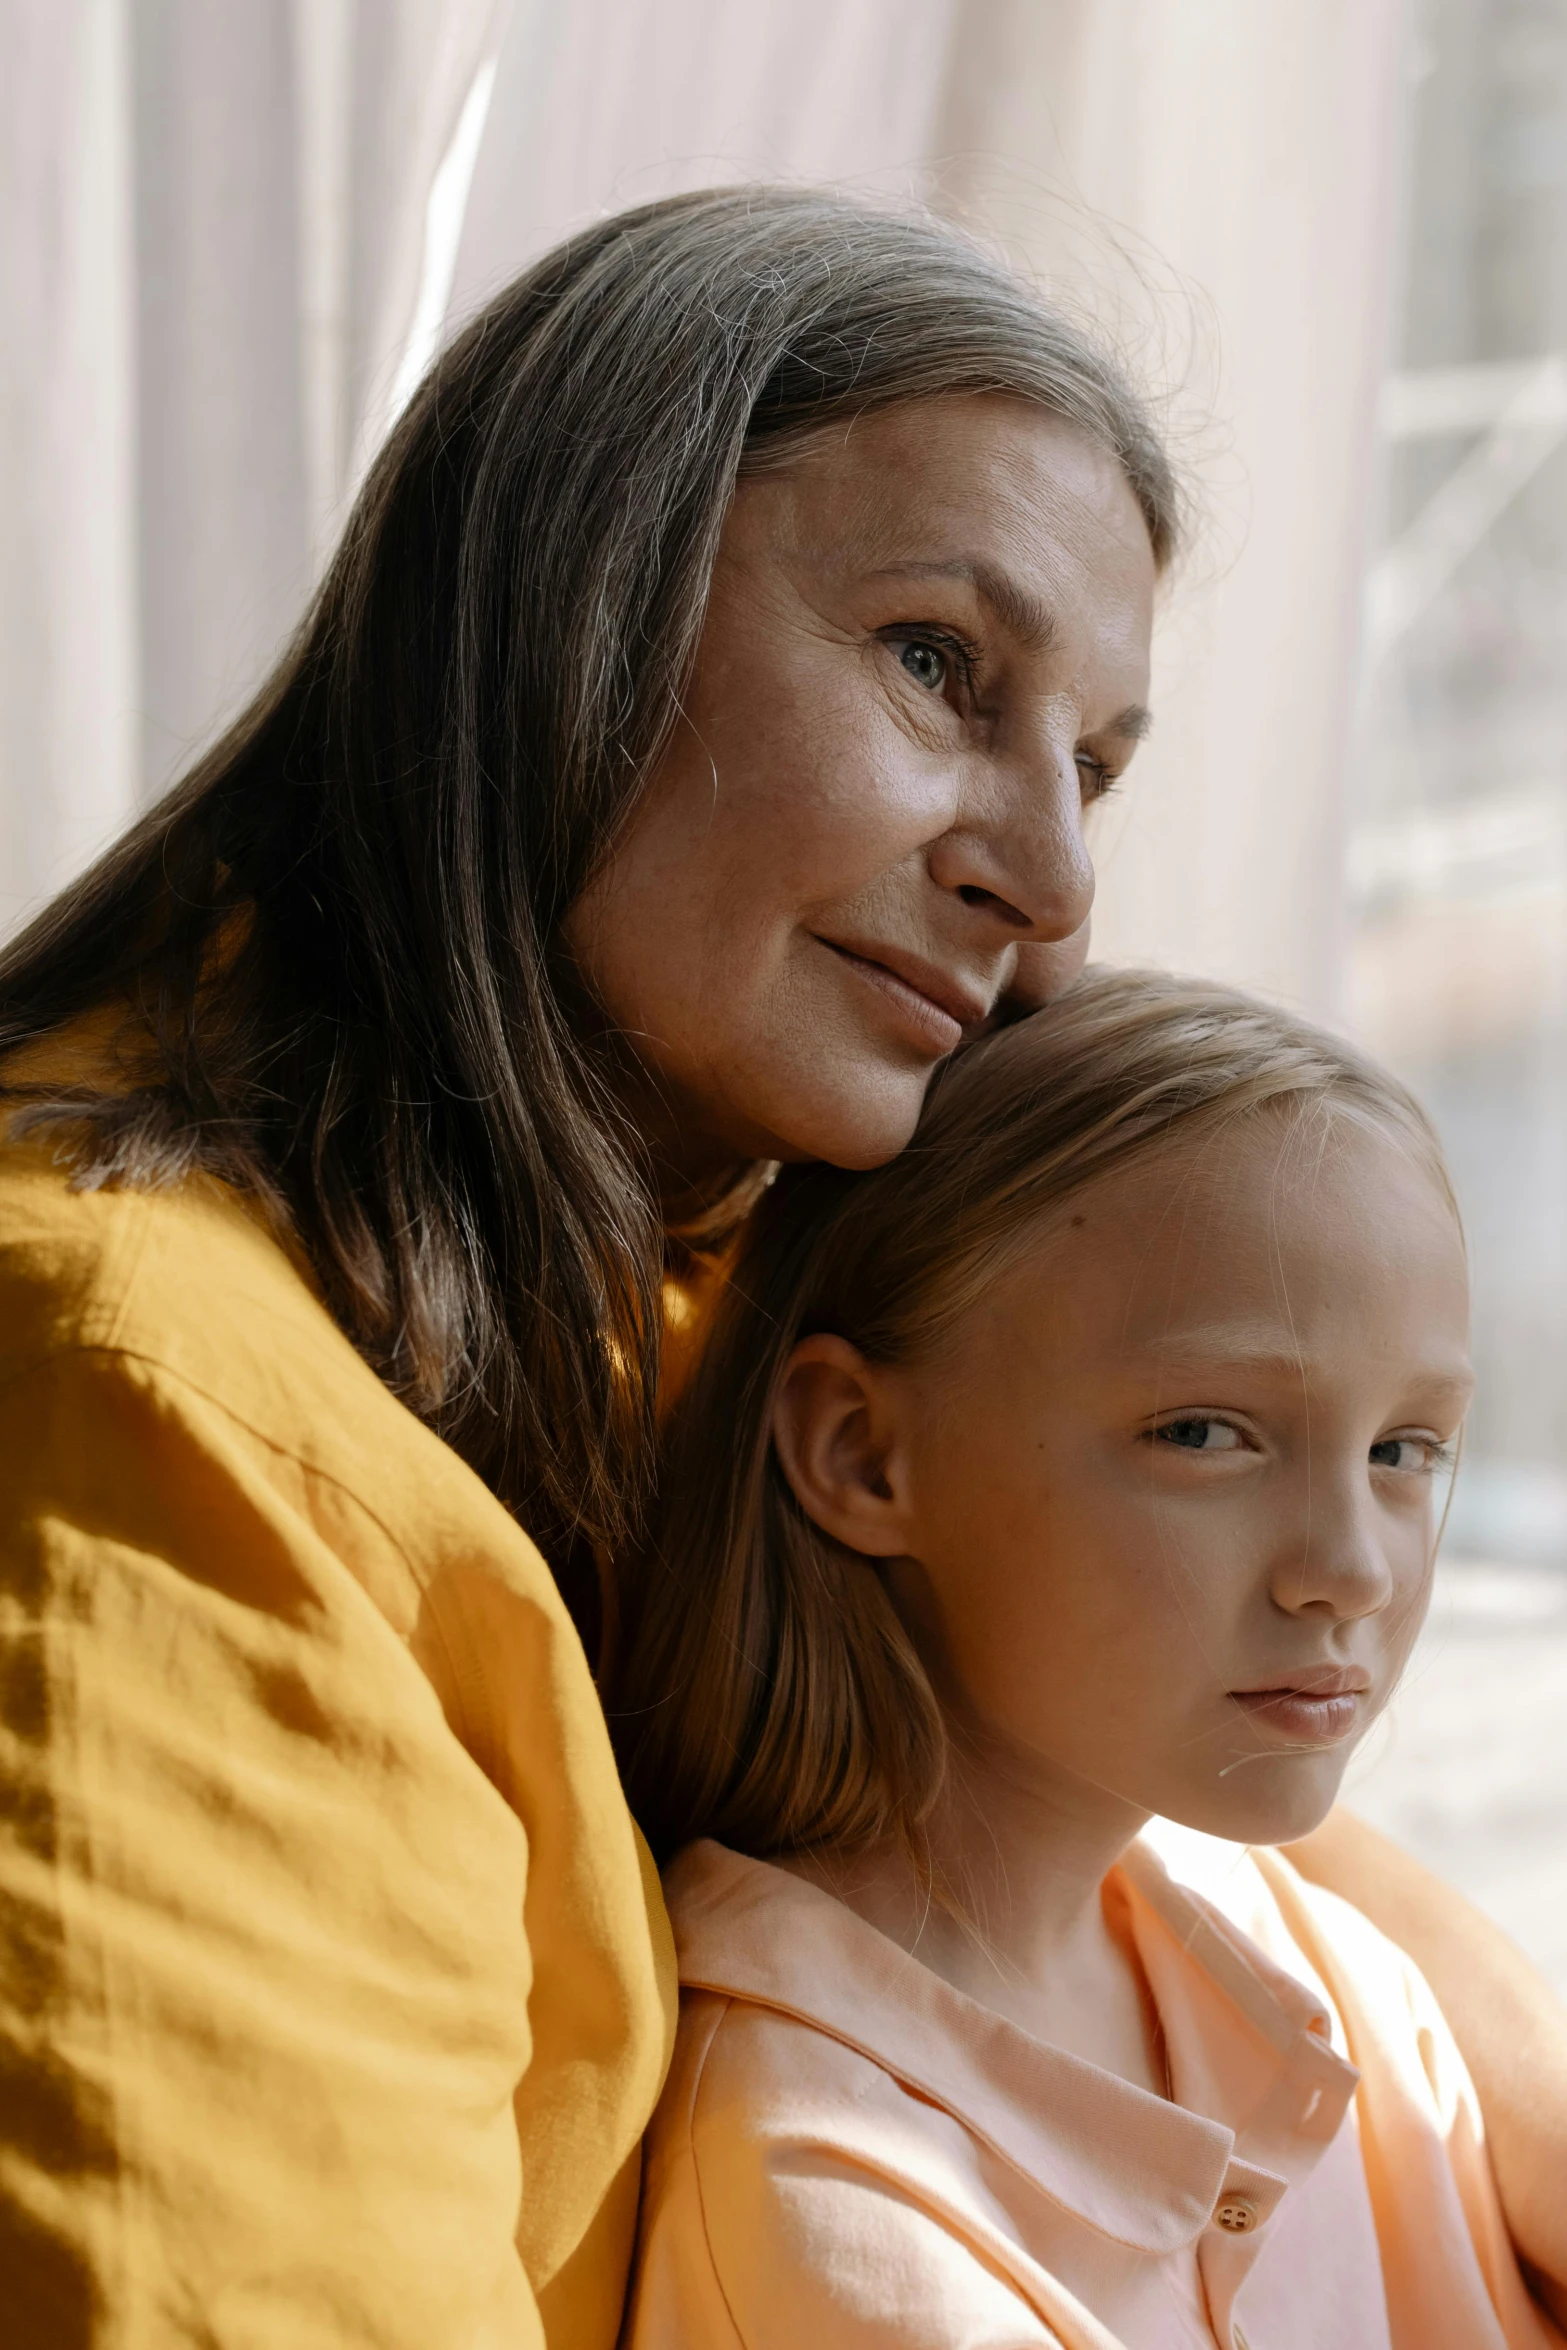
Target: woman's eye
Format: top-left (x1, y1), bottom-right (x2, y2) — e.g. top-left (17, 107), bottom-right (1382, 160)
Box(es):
top-left (1076, 752), bottom-right (1119, 803)
top-left (899, 639), bottom-right (948, 692)
top-left (1369, 1435), bottom-right (1445, 1474)
top-left (1154, 1417), bottom-right (1244, 1453)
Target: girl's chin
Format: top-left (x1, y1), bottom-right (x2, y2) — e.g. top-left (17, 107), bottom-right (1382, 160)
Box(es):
top-left (1167, 1766), bottom-right (1346, 1851)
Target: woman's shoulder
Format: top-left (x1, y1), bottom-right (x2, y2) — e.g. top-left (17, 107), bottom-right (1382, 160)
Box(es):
top-left (0, 1139), bottom-right (677, 2350)
top-left (0, 1123), bottom-right (562, 1630)
top-left (1, 1128), bottom-right (409, 1486)
top-left (1, 1121), bottom-right (332, 1376)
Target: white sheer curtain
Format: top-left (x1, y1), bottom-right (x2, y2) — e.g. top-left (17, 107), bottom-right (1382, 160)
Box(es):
top-left (938, 2), bottom-right (1406, 1011)
top-left (3, 1), bottom-right (138, 931)
top-left (0, 0), bottom-right (506, 934)
top-left (3, 0), bottom-right (1404, 1015)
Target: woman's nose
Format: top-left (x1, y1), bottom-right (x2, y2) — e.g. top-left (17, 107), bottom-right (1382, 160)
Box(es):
top-left (926, 747), bottom-right (1096, 945)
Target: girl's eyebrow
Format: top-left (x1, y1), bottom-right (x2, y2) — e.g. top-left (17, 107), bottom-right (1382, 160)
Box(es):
top-left (1139, 1321), bottom-right (1311, 1363)
top-left (1134, 1338), bottom-right (1320, 1384)
top-left (1135, 1329), bottom-right (1476, 1401)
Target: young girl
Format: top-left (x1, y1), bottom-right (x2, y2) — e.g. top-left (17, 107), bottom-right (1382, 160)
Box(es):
top-left (611, 968), bottom-right (1563, 2350)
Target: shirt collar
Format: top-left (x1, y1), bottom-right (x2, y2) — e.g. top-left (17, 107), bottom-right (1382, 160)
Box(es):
top-left (665, 1835), bottom-right (1360, 2260)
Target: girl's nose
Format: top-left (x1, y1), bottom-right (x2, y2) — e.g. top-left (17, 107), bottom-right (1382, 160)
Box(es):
top-left (1267, 1484), bottom-right (1399, 1625)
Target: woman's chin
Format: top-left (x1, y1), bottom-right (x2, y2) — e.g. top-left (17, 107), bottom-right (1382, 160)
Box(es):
top-left (751, 1065), bottom-right (937, 1172)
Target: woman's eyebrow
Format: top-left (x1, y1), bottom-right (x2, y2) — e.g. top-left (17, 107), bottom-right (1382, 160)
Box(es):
top-left (865, 557), bottom-right (1153, 741)
top-left (867, 556), bottom-right (1059, 651)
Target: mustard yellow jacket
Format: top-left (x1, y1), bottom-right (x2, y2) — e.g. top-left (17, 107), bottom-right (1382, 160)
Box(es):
top-left (0, 1128), bottom-right (675, 2349)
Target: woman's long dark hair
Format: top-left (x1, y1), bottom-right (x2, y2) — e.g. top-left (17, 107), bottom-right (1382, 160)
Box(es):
top-left (0, 188), bottom-right (1180, 1608)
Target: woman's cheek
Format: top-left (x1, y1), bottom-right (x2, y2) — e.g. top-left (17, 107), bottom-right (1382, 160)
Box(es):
top-left (797, 680), bottom-right (965, 843)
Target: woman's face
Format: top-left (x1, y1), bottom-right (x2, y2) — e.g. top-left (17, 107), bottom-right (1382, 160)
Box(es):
top-left (776, 1111), bottom-right (1474, 1849)
top-left (565, 395), bottom-right (1157, 1173)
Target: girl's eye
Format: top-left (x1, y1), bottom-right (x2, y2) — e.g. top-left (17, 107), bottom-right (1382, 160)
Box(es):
top-left (899, 639), bottom-right (948, 691)
top-left (1153, 1417), bottom-right (1244, 1454)
top-left (1369, 1435), bottom-right (1449, 1474)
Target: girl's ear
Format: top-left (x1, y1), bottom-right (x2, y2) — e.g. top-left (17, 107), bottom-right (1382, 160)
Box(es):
top-left (772, 1334), bottom-right (915, 1559)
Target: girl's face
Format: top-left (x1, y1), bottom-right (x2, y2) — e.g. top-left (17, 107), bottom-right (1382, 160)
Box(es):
top-left (776, 1111), bottom-right (1474, 1847)
top-left (565, 395), bottom-right (1156, 1177)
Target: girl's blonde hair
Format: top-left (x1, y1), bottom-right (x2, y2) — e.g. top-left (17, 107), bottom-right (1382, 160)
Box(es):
top-left (609, 967), bottom-right (1456, 1864)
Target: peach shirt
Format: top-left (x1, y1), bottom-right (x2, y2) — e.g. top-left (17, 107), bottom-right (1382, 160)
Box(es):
top-left (624, 1834), bottom-right (1562, 2350)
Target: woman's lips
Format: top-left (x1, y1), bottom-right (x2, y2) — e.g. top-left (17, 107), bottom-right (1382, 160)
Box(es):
top-left (820, 939), bottom-right (987, 1057)
top-left (1227, 1686), bottom-right (1367, 1746)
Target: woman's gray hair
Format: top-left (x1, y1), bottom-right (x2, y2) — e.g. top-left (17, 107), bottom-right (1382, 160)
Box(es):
top-left (483, 187), bottom-right (1181, 826)
top-left (0, 188), bottom-right (1180, 1633)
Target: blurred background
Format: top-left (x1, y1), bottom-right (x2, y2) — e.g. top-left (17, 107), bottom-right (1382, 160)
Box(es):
top-left (4, 0), bottom-right (1564, 1982)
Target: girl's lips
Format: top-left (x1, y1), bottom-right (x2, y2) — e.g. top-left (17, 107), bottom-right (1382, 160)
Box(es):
top-left (1228, 1688), bottom-right (1366, 1745)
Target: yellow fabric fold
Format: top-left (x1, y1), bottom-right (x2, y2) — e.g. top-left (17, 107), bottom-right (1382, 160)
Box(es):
top-left (0, 1130), bottom-right (675, 2349)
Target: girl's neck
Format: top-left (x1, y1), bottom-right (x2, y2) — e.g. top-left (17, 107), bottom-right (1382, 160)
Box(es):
top-left (785, 1751), bottom-right (1169, 2099)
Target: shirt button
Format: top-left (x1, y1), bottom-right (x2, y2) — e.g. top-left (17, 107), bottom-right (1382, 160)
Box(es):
top-left (1214, 2195), bottom-right (1259, 2234)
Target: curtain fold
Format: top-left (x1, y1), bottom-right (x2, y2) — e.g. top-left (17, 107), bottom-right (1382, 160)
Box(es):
top-left (2, 0), bottom-right (139, 934)
top-left (935, 0), bottom-right (1407, 1010)
top-left (1, 0), bottom-right (505, 935)
top-left (450, 0), bottom-right (960, 310)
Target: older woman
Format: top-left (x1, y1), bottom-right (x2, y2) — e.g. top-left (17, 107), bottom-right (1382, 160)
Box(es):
top-left (1, 189), bottom-right (1561, 2350)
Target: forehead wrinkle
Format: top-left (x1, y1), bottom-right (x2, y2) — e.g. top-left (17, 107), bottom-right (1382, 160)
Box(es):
top-left (775, 395), bottom-right (1153, 594)
top-left (863, 557), bottom-right (1059, 654)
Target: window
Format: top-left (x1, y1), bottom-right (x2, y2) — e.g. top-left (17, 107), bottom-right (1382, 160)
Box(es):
top-left (1346, 0), bottom-right (1567, 1989)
